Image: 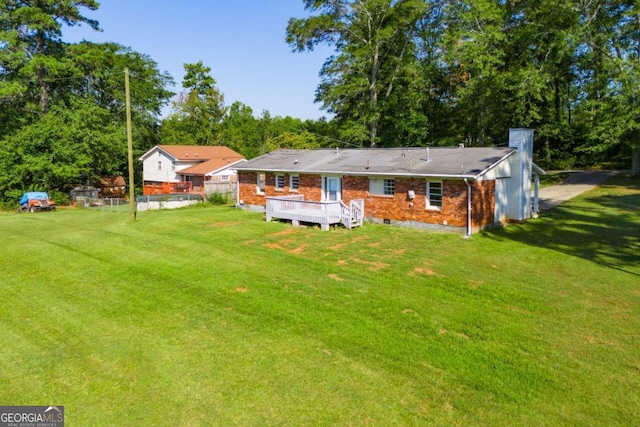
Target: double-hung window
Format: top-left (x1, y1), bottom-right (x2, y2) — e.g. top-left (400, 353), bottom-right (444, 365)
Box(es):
top-left (290, 175), bottom-right (299, 191)
top-left (426, 181), bottom-right (443, 209)
top-left (369, 178), bottom-right (395, 196)
top-left (275, 174), bottom-right (285, 190)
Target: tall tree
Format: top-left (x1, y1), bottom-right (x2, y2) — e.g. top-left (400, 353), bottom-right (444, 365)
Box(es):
top-left (161, 61), bottom-right (227, 145)
top-left (221, 101), bottom-right (262, 158)
top-left (0, 41), bottom-right (174, 200)
top-left (572, 0), bottom-right (640, 174)
top-left (0, 0), bottom-right (99, 114)
top-left (287, 0), bottom-right (426, 147)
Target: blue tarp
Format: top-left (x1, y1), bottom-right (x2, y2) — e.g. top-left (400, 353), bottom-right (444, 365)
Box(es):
top-left (19, 192), bottom-right (49, 206)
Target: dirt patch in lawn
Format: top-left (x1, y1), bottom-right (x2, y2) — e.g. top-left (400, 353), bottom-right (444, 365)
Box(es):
top-left (330, 237), bottom-right (366, 251)
top-left (402, 308), bottom-right (421, 318)
top-left (413, 266), bottom-right (437, 276)
top-left (349, 257), bottom-right (390, 271)
top-left (328, 274), bottom-right (344, 281)
top-left (411, 260), bottom-right (438, 276)
top-left (288, 244), bottom-right (308, 254)
top-left (262, 238), bottom-right (308, 254)
top-left (264, 243), bottom-right (283, 250)
top-left (270, 229), bottom-right (297, 237)
top-left (439, 328), bottom-right (470, 340)
top-left (468, 279), bottom-right (484, 288)
top-left (206, 222), bottom-right (239, 227)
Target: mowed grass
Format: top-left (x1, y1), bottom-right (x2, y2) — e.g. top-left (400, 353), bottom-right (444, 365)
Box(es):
top-left (0, 175), bottom-right (639, 426)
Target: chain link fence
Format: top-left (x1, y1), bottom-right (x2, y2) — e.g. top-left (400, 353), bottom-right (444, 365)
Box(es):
top-left (135, 194), bottom-right (205, 211)
top-left (76, 194), bottom-right (211, 212)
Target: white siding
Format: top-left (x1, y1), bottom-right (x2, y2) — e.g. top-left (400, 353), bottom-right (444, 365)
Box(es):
top-left (494, 178), bottom-right (509, 223)
top-left (481, 157), bottom-right (513, 180)
top-left (207, 168), bottom-right (238, 180)
top-left (142, 150), bottom-right (180, 183)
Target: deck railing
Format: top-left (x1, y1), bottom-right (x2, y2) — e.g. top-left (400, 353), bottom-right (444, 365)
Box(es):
top-left (143, 181), bottom-right (193, 195)
top-left (266, 195), bottom-right (364, 230)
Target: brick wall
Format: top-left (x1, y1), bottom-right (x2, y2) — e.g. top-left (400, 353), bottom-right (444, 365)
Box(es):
top-left (238, 172), bottom-right (322, 206)
top-left (238, 172), bottom-right (496, 229)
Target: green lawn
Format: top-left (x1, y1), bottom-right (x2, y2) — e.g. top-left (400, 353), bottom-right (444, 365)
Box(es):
top-left (1, 175), bottom-right (639, 426)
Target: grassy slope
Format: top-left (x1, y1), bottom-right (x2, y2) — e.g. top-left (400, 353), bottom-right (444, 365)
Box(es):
top-left (0, 175), bottom-right (638, 426)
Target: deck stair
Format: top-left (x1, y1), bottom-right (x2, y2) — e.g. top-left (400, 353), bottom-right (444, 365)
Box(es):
top-left (340, 200), bottom-right (364, 229)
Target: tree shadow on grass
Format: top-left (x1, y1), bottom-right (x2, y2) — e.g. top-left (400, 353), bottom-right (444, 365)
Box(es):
top-left (483, 176), bottom-right (640, 277)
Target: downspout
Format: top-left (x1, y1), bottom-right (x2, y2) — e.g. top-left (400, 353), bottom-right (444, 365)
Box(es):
top-left (533, 174), bottom-right (540, 218)
top-left (463, 178), bottom-right (472, 238)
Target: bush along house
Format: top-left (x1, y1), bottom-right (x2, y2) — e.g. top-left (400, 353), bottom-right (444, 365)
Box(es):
top-left (234, 128), bottom-right (544, 235)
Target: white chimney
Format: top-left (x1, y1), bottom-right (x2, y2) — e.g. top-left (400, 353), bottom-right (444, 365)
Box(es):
top-left (507, 128), bottom-right (534, 221)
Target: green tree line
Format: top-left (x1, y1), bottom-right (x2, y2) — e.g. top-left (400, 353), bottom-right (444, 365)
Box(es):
top-left (288, 0), bottom-right (640, 172)
top-left (1, 1), bottom-right (638, 205)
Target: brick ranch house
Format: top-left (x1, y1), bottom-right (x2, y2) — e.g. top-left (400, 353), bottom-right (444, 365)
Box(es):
top-left (234, 128), bottom-right (544, 235)
top-left (140, 145), bottom-right (246, 195)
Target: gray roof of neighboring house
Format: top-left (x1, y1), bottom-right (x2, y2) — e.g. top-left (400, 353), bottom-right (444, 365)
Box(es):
top-left (234, 147), bottom-right (520, 179)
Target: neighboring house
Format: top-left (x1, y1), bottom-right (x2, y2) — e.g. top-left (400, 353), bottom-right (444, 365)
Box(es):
top-left (140, 145), bottom-right (246, 195)
top-left (234, 128), bottom-right (545, 235)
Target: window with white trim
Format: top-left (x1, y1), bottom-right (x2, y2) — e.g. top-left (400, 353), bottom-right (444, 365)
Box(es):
top-left (426, 180), bottom-right (443, 209)
top-left (290, 175), bottom-right (299, 191)
top-left (275, 174), bottom-right (285, 190)
top-left (257, 173), bottom-right (266, 194)
top-left (157, 161), bottom-right (162, 171)
top-left (369, 178), bottom-right (395, 196)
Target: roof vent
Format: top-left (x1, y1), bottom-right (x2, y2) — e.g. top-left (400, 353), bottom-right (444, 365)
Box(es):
top-left (425, 147), bottom-right (431, 162)
top-left (335, 147), bottom-right (340, 155)
top-left (459, 143), bottom-right (465, 149)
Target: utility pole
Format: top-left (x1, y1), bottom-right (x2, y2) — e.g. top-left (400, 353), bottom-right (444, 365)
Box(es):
top-left (125, 67), bottom-right (136, 221)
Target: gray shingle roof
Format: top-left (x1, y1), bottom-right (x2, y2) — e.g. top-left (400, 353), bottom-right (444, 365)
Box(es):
top-left (234, 147), bottom-right (516, 179)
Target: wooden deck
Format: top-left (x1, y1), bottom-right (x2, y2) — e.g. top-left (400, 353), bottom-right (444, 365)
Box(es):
top-left (266, 195), bottom-right (364, 230)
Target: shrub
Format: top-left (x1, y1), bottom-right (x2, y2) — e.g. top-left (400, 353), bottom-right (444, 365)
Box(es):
top-left (208, 192), bottom-right (230, 205)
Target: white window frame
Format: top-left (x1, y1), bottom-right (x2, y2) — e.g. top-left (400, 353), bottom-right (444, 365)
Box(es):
top-left (322, 176), bottom-right (342, 201)
top-left (290, 174), bottom-right (299, 192)
top-left (220, 175), bottom-right (229, 182)
top-left (157, 161), bottom-right (162, 171)
top-left (257, 173), bottom-right (266, 194)
top-left (275, 174), bottom-right (285, 191)
top-left (426, 180), bottom-right (443, 210)
top-left (369, 178), bottom-right (395, 196)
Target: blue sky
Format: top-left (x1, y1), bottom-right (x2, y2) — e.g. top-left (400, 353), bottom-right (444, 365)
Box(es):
top-left (64, 1), bottom-right (334, 120)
